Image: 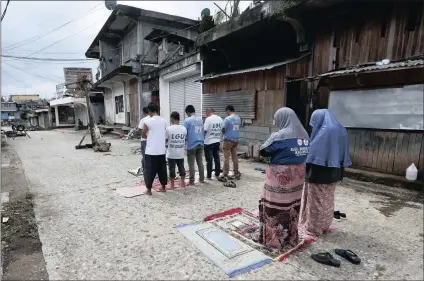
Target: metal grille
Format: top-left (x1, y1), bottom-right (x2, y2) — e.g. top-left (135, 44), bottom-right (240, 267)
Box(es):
top-left (202, 91), bottom-right (257, 119)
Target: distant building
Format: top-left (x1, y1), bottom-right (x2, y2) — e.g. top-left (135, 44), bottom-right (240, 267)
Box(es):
top-left (10, 94), bottom-right (40, 101)
top-left (1, 102), bottom-right (19, 121)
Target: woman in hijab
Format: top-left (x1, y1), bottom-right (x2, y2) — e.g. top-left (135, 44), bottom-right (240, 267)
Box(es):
top-left (298, 109), bottom-right (352, 240)
top-left (258, 107), bottom-right (309, 250)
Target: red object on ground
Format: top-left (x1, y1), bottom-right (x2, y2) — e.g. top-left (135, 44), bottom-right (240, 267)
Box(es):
top-left (119, 133), bottom-right (124, 138)
top-left (203, 208), bottom-right (243, 221)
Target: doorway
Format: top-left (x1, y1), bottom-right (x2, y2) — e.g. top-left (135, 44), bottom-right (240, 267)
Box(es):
top-left (285, 80), bottom-right (307, 126)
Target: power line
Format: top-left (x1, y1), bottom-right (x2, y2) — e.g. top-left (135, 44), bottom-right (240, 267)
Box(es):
top-left (2, 61), bottom-right (63, 84)
top-left (7, 15), bottom-right (108, 61)
top-left (2, 69), bottom-right (26, 85)
top-left (2, 3), bottom-right (103, 51)
top-left (2, 55), bottom-right (96, 62)
top-left (1, 0), bottom-right (11, 22)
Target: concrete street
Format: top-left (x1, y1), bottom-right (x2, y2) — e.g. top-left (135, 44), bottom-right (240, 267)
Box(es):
top-left (6, 129), bottom-right (424, 280)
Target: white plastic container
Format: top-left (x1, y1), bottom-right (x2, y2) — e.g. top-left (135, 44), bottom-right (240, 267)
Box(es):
top-left (405, 163), bottom-right (418, 181)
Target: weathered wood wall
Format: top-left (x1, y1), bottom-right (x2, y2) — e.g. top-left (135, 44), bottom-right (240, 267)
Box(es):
top-left (347, 129), bottom-right (424, 179)
top-left (313, 1), bottom-right (424, 75)
top-left (129, 78), bottom-right (139, 127)
top-left (202, 56), bottom-right (310, 126)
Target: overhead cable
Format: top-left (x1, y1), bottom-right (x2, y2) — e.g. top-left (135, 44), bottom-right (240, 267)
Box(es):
top-left (1, 0), bottom-right (11, 22)
top-left (2, 61), bottom-right (63, 83)
top-left (2, 55), bottom-right (97, 61)
top-left (2, 3), bottom-right (103, 51)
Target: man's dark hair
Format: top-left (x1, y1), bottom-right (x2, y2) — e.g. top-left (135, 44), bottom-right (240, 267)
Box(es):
top-left (147, 102), bottom-right (159, 113)
top-left (226, 105), bottom-right (235, 112)
top-left (185, 105), bottom-right (195, 114)
top-left (142, 107), bottom-right (149, 114)
top-left (170, 111), bottom-right (180, 121)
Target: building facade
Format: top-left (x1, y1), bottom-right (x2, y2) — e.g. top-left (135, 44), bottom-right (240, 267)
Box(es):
top-left (86, 4), bottom-right (199, 127)
top-left (196, 0), bottom-right (424, 178)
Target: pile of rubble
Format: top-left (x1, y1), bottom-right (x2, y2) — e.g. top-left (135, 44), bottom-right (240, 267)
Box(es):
top-left (120, 128), bottom-right (141, 140)
top-left (1, 131), bottom-right (7, 147)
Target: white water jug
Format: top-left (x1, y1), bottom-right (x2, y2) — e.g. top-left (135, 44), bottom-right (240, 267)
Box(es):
top-left (405, 163), bottom-right (418, 181)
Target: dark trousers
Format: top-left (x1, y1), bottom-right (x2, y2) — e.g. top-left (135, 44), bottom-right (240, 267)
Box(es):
top-left (187, 145), bottom-right (205, 183)
top-left (144, 154), bottom-right (167, 189)
top-left (140, 141), bottom-right (146, 171)
top-left (168, 158), bottom-right (186, 179)
top-left (204, 142), bottom-right (221, 178)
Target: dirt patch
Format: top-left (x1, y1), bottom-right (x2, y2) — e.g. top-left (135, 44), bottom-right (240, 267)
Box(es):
top-left (1, 193), bottom-right (48, 280)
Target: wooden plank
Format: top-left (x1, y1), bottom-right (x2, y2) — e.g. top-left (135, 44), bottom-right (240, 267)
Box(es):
top-left (406, 133), bottom-right (422, 169)
top-left (355, 130), bottom-right (366, 168)
top-left (370, 131), bottom-right (381, 169)
top-left (385, 132), bottom-right (398, 173)
top-left (376, 132), bottom-right (389, 171)
top-left (419, 134), bottom-right (424, 179)
top-left (347, 129), bottom-right (356, 164)
top-left (392, 132), bottom-right (405, 175)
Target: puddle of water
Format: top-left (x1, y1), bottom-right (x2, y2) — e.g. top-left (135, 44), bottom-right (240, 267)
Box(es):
top-left (369, 198), bottom-right (421, 217)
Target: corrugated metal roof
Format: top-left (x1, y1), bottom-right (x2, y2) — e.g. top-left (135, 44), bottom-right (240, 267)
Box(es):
top-left (199, 53), bottom-right (311, 81)
top-left (317, 59), bottom-right (424, 78)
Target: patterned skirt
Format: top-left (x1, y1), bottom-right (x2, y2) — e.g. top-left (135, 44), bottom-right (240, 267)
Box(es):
top-left (298, 182), bottom-right (337, 240)
top-left (258, 164), bottom-right (305, 250)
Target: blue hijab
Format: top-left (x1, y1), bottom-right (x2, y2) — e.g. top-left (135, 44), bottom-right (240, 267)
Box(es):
top-left (306, 109), bottom-right (352, 168)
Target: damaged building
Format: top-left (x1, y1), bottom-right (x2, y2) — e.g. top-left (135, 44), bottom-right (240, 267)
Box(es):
top-left (196, 0), bottom-right (424, 178)
top-left (85, 4), bottom-right (199, 128)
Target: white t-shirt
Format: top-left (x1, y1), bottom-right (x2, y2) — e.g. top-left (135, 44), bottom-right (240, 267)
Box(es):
top-left (166, 124), bottom-right (187, 159)
top-left (203, 114), bottom-right (223, 145)
top-left (145, 115), bottom-right (166, 155)
top-left (138, 115), bottom-right (151, 141)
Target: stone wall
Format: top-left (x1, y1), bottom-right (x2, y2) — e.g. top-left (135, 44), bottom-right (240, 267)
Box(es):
top-left (238, 124), bottom-right (278, 150)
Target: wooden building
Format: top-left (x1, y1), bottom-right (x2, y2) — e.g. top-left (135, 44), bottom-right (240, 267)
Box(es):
top-left (197, 0), bottom-right (424, 179)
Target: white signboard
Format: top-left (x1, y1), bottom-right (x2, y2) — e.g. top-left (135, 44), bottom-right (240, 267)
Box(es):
top-left (63, 68), bottom-right (93, 89)
top-left (328, 84), bottom-right (424, 130)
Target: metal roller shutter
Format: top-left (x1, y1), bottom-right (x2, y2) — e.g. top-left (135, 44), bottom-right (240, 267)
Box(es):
top-left (169, 79), bottom-right (185, 123)
top-left (184, 74), bottom-right (202, 116)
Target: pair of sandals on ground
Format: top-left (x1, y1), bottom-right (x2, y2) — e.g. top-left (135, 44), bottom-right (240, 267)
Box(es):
top-left (312, 249), bottom-right (361, 267)
top-left (217, 172), bottom-right (241, 188)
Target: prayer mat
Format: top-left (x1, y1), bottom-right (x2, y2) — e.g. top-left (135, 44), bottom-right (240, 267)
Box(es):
top-left (176, 221), bottom-right (272, 278)
top-left (205, 208), bottom-right (313, 261)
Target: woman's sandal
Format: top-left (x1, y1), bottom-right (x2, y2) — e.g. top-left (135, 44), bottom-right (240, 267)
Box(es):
top-left (223, 181), bottom-right (236, 188)
top-left (311, 252), bottom-right (341, 267)
top-left (335, 249), bottom-right (361, 265)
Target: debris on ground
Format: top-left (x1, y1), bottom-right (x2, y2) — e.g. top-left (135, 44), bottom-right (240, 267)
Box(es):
top-left (131, 147), bottom-right (141, 155)
top-left (2, 217), bottom-right (9, 223)
top-left (1, 131), bottom-right (7, 147)
top-left (121, 128), bottom-right (141, 140)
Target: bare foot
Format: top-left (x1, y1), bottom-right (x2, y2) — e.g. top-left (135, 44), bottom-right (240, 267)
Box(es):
top-left (180, 179), bottom-right (186, 188)
top-left (142, 189), bottom-right (153, 196)
top-left (168, 179), bottom-right (175, 190)
top-left (157, 186), bottom-right (167, 193)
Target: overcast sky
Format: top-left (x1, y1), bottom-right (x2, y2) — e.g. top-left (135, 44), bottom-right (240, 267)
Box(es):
top-left (1, 1), bottom-right (251, 99)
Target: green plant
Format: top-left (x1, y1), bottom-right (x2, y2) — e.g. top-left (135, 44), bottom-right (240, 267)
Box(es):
top-left (19, 108), bottom-right (32, 120)
top-left (274, 0), bottom-right (300, 20)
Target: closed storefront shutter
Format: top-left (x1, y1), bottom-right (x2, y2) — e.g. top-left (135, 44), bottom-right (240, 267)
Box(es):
top-left (169, 79), bottom-right (185, 123)
top-left (184, 74), bottom-right (202, 117)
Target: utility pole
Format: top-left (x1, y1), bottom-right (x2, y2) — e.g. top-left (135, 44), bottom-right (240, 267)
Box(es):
top-left (76, 76), bottom-right (97, 147)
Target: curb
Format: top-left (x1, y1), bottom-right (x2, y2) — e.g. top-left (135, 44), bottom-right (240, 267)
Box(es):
top-left (345, 168), bottom-right (423, 192)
